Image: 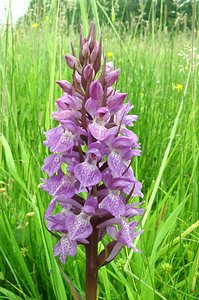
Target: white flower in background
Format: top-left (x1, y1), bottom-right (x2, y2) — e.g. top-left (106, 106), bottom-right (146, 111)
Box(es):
top-left (178, 43), bottom-right (199, 73)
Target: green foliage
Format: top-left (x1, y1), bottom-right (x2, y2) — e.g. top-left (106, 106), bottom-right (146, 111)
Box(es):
top-left (0, 1), bottom-right (199, 299)
top-left (19, 0), bottom-right (198, 33)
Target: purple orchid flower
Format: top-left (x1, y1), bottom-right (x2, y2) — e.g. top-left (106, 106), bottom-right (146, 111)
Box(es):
top-left (74, 148), bottom-right (102, 187)
top-left (41, 22), bottom-right (144, 299)
top-left (41, 153), bottom-right (67, 177)
top-left (88, 107), bottom-right (110, 141)
top-left (40, 170), bottom-right (79, 199)
top-left (54, 235), bottom-right (77, 263)
top-left (105, 220), bottom-right (143, 262)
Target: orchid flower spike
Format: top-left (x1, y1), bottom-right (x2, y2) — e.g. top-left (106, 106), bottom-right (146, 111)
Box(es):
top-left (41, 21), bottom-right (144, 299)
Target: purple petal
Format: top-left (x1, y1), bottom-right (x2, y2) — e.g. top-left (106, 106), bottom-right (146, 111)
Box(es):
top-left (40, 172), bottom-right (63, 195)
top-left (52, 110), bottom-right (81, 122)
top-left (107, 93), bottom-right (128, 113)
top-left (112, 136), bottom-right (134, 149)
top-left (41, 171), bottom-right (78, 199)
top-left (105, 68), bottom-right (120, 86)
top-left (53, 175), bottom-right (78, 199)
top-left (85, 97), bottom-right (98, 118)
top-left (82, 41), bottom-right (90, 57)
top-left (50, 130), bottom-right (74, 153)
top-left (106, 226), bottom-right (118, 240)
top-left (90, 42), bottom-right (99, 62)
top-left (41, 154), bottom-right (64, 176)
top-left (45, 197), bottom-right (57, 219)
top-left (78, 238), bottom-right (89, 244)
top-left (65, 214), bottom-right (76, 232)
top-left (84, 64), bottom-right (94, 81)
top-left (65, 54), bottom-right (79, 69)
top-left (110, 177), bottom-right (134, 191)
top-left (47, 209), bottom-right (73, 231)
top-left (90, 80), bottom-right (103, 100)
top-left (123, 180), bottom-right (143, 198)
top-left (120, 219), bottom-right (137, 247)
top-left (129, 243), bottom-right (142, 253)
top-left (123, 115), bottom-right (138, 127)
top-left (54, 241), bottom-right (61, 256)
top-left (114, 102), bottom-right (132, 124)
top-left (99, 192), bottom-right (125, 218)
top-left (59, 198), bottom-right (83, 210)
top-left (59, 236), bottom-right (77, 263)
top-left (89, 141), bottom-right (108, 157)
top-left (43, 126), bottom-right (64, 148)
top-left (74, 160), bottom-right (102, 187)
top-left (75, 71), bottom-right (81, 83)
top-left (88, 122), bottom-right (110, 141)
top-left (69, 213), bottom-right (93, 240)
top-left (95, 107), bottom-right (110, 122)
top-left (125, 205), bottom-right (144, 217)
top-left (121, 148), bottom-right (141, 160)
top-left (56, 80), bottom-right (73, 94)
top-left (83, 197), bottom-right (98, 215)
top-left (102, 170), bottom-right (113, 188)
top-left (68, 240), bottom-right (78, 256)
top-left (56, 94), bottom-right (82, 111)
top-left (106, 242), bottom-right (123, 262)
top-left (108, 152), bottom-right (127, 176)
top-left (86, 147), bottom-right (102, 161)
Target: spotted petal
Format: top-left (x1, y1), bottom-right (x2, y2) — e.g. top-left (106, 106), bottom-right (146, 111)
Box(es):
top-left (120, 219), bottom-right (137, 247)
top-left (50, 130), bottom-right (74, 153)
top-left (74, 160), bottom-right (102, 187)
top-left (99, 192), bottom-right (125, 218)
top-left (41, 154), bottom-right (64, 176)
top-left (44, 126), bottom-right (64, 149)
top-left (41, 172), bottom-right (78, 199)
top-left (68, 213), bottom-right (93, 240)
top-left (108, 152), bottom-right (126, 176)
top-left (54, 236), bottom-right (77, 263)
top-left (88, 121), bottom-right (110, 141)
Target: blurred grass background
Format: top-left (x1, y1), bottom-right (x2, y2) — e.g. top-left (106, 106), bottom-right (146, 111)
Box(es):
top-left (0, 0), bottom-right (199, 299)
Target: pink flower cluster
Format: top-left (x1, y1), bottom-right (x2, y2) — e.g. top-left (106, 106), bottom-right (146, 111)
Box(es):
top-left (41, 23), bottom-right (143, 264)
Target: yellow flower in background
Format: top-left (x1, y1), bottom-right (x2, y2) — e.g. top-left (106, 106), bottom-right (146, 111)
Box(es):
top-left (107, 51), bottom-right (113, 58)
top-left (175, 83), bottom-right (183, 92)
top-left (45, 16), bottom-right (49, 22)
top-left (31, 23), bottom-right (39, 29)
top-left (140, 92), bottom-right (144, 98)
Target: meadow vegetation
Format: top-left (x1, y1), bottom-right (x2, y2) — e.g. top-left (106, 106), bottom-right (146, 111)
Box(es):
top-left (0, 1), bottom-right (198, 299)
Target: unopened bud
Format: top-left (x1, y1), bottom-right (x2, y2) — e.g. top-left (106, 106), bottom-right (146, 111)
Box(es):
top-left (84, 64), bottom-right (94, 81)
top-left (88, 21), bottom-right (96, 50)
top-left (82, 42), bottom-right (90, 58)
top-left (56, 80), bottom-right (73, 94)
top-left (65, 54), bottom-right (80, 69)
top-left (90, 80), bottom-right (103, 100)
top-left (75, 71), bottom-right (81, 83)
top-left (105, 69), bottom-right (120, 86)
top-left (90, 42), bottom-right (99, 63)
